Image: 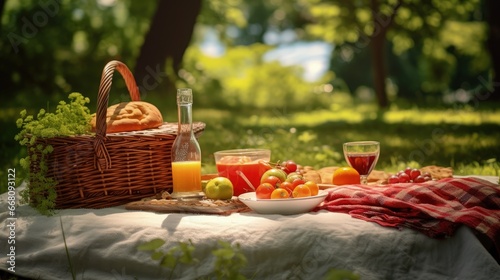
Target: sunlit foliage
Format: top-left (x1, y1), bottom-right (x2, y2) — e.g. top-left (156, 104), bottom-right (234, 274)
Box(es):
top-left (178, 44), bottom-right (333, 110)
top-left (298, 0), bottom-right (490, 96)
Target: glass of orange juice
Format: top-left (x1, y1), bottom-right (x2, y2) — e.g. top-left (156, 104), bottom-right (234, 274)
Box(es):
top-left (214, 149), bottom-right (271, 196)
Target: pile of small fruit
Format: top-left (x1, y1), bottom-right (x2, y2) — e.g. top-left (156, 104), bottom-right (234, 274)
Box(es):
top-left (256, 160), bottom-right (319, 199)
top-left (387, 167), bottom-right (433, 184)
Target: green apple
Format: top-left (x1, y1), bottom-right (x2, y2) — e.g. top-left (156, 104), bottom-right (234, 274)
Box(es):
top-left (205, 177), bottom-right (234, 200)
top-left (261, 168), bottom-right (287, 184)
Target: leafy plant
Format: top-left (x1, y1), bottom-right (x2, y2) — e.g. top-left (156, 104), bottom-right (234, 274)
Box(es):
top-left (138, 239), bottom-right (247, 279)
top-left (211, 240), bottom-right (247, 280)
top-left (138, 239), bottom-right (199, 279)
top-left (323, 269), bottom-right (360, 280)
top-left (14, 92), bottom-right (93, 215)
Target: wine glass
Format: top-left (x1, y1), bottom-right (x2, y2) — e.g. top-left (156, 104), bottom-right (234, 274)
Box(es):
top-left (343, 141), bottom-right (380, 184)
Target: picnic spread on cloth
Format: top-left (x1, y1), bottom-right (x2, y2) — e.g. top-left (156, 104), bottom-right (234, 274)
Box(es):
top-left (1, 175), bottom-right (499, 280)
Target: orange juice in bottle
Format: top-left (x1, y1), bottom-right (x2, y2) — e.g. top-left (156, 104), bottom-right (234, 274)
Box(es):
top-left (172, 161), bottom-right (202, 193)
top-left (171, 88), bottom-right (202, 197)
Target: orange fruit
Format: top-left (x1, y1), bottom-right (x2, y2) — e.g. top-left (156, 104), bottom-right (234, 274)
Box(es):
top-left (292, 184), bottom-right (312, 198)
top-left (304, 181), bottom-right (319, 196)
top-left (332, 167), bottom-right (360, 185)
top-left (271, 188), bottom-right (290, 199)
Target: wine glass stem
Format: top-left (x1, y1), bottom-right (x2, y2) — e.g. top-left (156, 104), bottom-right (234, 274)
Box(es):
top-left (360, 175), bottom-right (368, 185)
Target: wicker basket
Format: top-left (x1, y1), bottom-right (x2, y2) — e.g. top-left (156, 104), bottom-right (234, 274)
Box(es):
top-left (28, 60), bottom-right (205, 209)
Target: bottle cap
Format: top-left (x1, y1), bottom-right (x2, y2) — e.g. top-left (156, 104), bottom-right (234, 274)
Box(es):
top-left (177, 88), bottom-right (193, 104)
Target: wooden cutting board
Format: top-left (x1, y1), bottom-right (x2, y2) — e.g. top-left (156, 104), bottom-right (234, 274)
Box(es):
top-left (125, 194), bottom-right (251, 215)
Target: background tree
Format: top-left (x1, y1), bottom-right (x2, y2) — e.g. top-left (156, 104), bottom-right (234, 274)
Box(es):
top-left (485, 0), bottom-right (500, 100)
top-left (133, 0), bottom-right (201, 96)
top-left (0, 0), bottom-right (156, 106)
top-left (0, 0), bottom-right (6, 24)
top-left (0, 0), bottom-right (494, 108)
top-left (299, 0), bottom-right (488, 108)
top-left (232, 0), bottom-right (305, 45)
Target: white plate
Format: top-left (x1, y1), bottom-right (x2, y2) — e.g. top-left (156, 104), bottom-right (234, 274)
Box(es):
top-left (238, 190), bottom-right (328, 215)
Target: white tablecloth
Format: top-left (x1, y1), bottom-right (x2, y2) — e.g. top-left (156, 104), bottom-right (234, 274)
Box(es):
top-left (1, 177), bottom-right (499, 280)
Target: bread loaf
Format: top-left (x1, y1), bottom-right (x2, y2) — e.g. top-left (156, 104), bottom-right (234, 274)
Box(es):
top-left (91, 101), bottom-right (163, 133)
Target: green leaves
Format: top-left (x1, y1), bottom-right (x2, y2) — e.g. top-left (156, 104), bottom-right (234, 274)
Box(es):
top-left (138, 239), bottom-right (247, 279)
top-left (323, 269), bottom-right (360, 280)
top-left (15, 92), bottom-right (92, 141)
top-left (138, 238), bottom-right (197, 271)
top-left (181, 43), bottom-right (332, 111)
top-left (212, 241), bottom-right (247, 280)
top-left (15, 92), bottom-right (93, 215)
top-left (137, 238), bottom-right (166, 251)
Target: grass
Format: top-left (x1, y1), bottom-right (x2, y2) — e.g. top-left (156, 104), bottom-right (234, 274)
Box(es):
top-left (2, 97), bottom-right (499, 194)
top-left (192, 101), bottom-right (500, 177)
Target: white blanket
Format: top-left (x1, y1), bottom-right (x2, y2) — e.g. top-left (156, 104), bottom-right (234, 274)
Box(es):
top-left (1, 183), bottom-right (499, 280)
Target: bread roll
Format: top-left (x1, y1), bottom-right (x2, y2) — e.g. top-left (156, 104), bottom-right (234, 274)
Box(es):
top-left (91, 101), bottom-right (163, 133)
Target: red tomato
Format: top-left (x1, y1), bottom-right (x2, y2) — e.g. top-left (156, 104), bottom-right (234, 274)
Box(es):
top-left (291, 178), bottom-right (306, 190)
top-left (262, 175), bottom-right (282, 188)
top-left (256, 183), bottom-right (274, 199)
top-left (279, 181), bottom-right (294, 196)
top-left (285, 160), bottom-right (298, 173)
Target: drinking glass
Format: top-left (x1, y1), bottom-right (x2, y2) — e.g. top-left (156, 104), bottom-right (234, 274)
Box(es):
top-left (343, 141), bottom-right (380, 184)
top-left (214, 149), bottom-right (271, 196)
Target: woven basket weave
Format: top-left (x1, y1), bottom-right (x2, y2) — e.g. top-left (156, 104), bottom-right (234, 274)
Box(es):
top-left (28, 60), bottom-right (205, 209)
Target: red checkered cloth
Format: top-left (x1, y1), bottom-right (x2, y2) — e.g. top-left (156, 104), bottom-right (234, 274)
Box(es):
top-left (314, 177), bottom-right (500, 256)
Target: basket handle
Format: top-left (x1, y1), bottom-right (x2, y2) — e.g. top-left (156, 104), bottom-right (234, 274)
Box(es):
top-left (93, 60), bottom-right (140, 171)
top-left (95, 60), bottom-right (140, 135)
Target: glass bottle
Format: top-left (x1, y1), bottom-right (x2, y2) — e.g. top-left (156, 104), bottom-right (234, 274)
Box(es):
top-left (171, 88), bottom-right (202, 198)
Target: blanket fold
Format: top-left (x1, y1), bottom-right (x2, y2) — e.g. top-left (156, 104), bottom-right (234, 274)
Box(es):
top-left (314, 177), bottom-right (500, 256)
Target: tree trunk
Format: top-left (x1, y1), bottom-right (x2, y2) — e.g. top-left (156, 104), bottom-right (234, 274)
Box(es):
top-left (0, 0), bottom-right (6, 33)
top-left (485, 0), bottom-right (500, 101)
top-left (134, 0), bottom-right (202, 95)
top-left (370, 33), bottom-right (389, 108)
top-left (370, 0), bottom-right (389, 108)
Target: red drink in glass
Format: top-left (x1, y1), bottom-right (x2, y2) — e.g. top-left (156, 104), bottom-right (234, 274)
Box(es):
top-left (214, 149), bottom-right (271, 196)
top-left (216, 161), bottom-right (266, 196)
top-left (346, 153), bottom-right (378, 176)
top-left (343, 141), bottom-right (380, 185)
